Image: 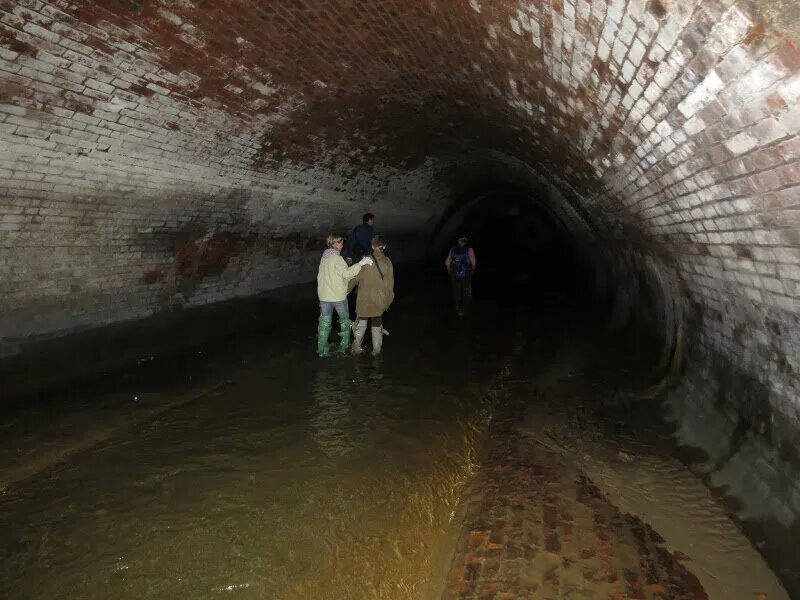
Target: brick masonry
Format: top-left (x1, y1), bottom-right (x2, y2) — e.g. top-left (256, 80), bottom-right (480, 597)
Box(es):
top-left (443, 407), bottom-right (709, 600)
top-left (1, 0), bottom-right (800, 519)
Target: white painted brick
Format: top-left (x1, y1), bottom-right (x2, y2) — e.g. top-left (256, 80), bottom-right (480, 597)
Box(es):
top-left (724, 131), bottom-right (759, 155)
top-left (621, 60), bottom-right (635, 82)
top-left (629, 39), bottom-right (646, 65)
top-left (678, 70), bottom-right (724, 118)
top-left (22, 22), bottom-right (60, 43)
top-left (84, 78), bottom-right (114, 94)
top-left (0, 48), bottom-right (19, 61)
top-left (683, 116), bottom-right (706, 136)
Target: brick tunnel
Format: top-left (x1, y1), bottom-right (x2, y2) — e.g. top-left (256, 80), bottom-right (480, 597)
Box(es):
top-left (1, 0), bottom-right (800, 598)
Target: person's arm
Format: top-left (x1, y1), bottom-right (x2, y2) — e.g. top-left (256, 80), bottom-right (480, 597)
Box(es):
top-left (468, 248), bottom-right (476, 271)
top-left (340, 255), bottom-right (373, 280)
top-left (335, 255), bottom-right (361, 280)
top-left (444, 250), bottom-right (452, 271)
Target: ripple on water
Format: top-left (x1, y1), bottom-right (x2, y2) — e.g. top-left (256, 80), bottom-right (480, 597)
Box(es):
top-left (0, 354), bottom-right (490, 600)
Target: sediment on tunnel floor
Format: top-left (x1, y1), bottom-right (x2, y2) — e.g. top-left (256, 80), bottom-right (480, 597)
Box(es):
top-left (439, 312), bottom-right (791, 600)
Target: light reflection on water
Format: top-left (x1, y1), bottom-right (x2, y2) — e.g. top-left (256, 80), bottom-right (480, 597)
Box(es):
top-left (0, 298), bottom-right (493, 599)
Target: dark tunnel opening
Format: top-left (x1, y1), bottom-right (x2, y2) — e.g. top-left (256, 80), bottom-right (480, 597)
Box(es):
top-left (425, 182), bottom-right (677, 385)
top-left (439, 188), bottom-right (601, 309)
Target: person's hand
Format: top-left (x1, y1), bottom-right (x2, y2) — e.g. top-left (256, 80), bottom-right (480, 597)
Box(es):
top-left (358, 256), bottom-right (374, 267)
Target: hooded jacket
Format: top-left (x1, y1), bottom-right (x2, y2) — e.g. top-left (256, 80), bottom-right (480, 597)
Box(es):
top-left (317, 249), bottom-right (363, 302)
top-left (350, 248), bottom-right (394, 318)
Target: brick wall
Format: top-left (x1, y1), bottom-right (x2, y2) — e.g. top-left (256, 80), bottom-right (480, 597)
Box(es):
top-left (0, 1), bottom-right (455, 354)
top-left (1, 0), bottom-right (800, 516)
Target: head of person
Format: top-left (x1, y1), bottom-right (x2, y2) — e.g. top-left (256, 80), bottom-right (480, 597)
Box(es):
top-left (457, 235), bottom-right (468, 247)
top-left (326, 234), bottom-right (344, 252)
top-left (372, 234), bottom-right (387, 252)
top-left (363, 213), bottom-right (375, 226)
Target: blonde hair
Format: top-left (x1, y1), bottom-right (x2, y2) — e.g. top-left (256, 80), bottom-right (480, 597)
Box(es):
top-left (326, 234), bottom-right (344, 248)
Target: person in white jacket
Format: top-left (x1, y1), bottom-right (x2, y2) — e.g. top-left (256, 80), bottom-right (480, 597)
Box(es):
top-left (317, 234), bottom-right (373, 356)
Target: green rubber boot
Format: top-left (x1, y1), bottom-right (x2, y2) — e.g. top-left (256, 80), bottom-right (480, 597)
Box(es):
top-left (317, 315), bottom-right (333, 357)
top-left (338, 317), bottom-right (352, 353)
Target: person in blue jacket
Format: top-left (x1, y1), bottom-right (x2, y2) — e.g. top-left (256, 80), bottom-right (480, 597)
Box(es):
top-left (445, 235), bottom-right (477, 316)
top-left (347, 213), bottom-right (375, 264)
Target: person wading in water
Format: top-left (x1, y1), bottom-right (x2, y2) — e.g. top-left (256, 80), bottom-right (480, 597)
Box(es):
top-left (349, 235), bottom-right (394, 356)
top-left (445, 235), bottom-right (476, 316)
top-left (316, 234), bottom-right (373, 357)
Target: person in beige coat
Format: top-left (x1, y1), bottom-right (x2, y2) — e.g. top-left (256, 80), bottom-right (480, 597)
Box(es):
top-left (349, 235), bottom-right (394, 355)
top-left (317, 234), bottom-right (373, 356)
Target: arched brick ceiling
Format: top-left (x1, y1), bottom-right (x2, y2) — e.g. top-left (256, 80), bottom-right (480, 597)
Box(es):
top-left (4, 1), bottom-right (799, 194)
top-left (5, 0), bottom-right (798, 228)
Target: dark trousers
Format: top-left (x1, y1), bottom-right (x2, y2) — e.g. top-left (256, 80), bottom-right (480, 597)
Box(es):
top-left (451, 275), bottom-right (472, 311)
top-left (357, 315), bottom-right (382, 326)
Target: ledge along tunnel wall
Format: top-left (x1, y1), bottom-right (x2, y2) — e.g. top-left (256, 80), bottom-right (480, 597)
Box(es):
top-left (1, 0), bottom-right (800, 531)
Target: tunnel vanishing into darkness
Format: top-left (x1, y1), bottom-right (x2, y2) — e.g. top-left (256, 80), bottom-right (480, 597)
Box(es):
top-left (2, 0), bottom-right (800, 596)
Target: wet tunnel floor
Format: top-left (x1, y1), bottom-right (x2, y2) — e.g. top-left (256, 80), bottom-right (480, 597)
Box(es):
top-left (0, 290), bottom-right (790, 599)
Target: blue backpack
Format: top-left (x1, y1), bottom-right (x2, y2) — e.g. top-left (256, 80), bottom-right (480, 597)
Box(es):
top-left (450, 247), bottom-right (472, 279)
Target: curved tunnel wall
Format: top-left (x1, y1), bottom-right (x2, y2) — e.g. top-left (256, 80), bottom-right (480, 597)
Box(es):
top-left (1, 1), bottom-right (800, 521)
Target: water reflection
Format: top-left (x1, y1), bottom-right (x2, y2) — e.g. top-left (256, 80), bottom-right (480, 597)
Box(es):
top-left (309, 365), bottom-right (364, 458)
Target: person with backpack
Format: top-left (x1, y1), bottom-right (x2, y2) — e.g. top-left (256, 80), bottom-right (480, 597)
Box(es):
top-left (349, 235), bottom-right (394, 356)
top-left (445, 235), bottom-right (477, 316)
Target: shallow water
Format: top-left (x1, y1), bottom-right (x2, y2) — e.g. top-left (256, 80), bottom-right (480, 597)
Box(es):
top-left (0, 291), bottom-right (792, 599)
top-left (518, 369), bottom-right (789, 600)
top-left (0, 295), bottom-right (500, 599)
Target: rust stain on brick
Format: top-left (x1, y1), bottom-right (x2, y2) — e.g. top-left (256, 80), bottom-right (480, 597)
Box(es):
top-left (744, 23), bottom-right (768, 47)
top-left (173, 231), bottom-right (242, 280)
top-left (776, 40), bottom-right (800, 70)
top-left (648, 0), bottom-right (668, 19)
top-left (128, 83), bottom-right (156, 98)
top-left (0, 81), bottom-right (28, 103)
top-left (0, 25), bottom-right (36, 56)
top-left (593, 56), bottom-right (608, 77)
top-left (143, 269), bottom-right (162, 284)
top-left (197, 232), bottom-right (239, 277)
top-left (58, 91), bottom-right (94, 114)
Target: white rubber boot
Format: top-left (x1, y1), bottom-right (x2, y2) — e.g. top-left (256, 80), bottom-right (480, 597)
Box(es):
top-left (351, 319), bottom-right (368, 355)
top-left (371, 326), bottom-right (383, 355)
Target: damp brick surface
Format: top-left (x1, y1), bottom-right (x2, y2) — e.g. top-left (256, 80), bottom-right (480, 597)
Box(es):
top-left (442, 406), bottom-right (709, 600)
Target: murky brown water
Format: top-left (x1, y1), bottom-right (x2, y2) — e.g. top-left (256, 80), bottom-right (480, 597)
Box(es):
top-left (0, 290), bottom-right (792, 599)
top-left (0, 294), bottom-right (503, 599)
